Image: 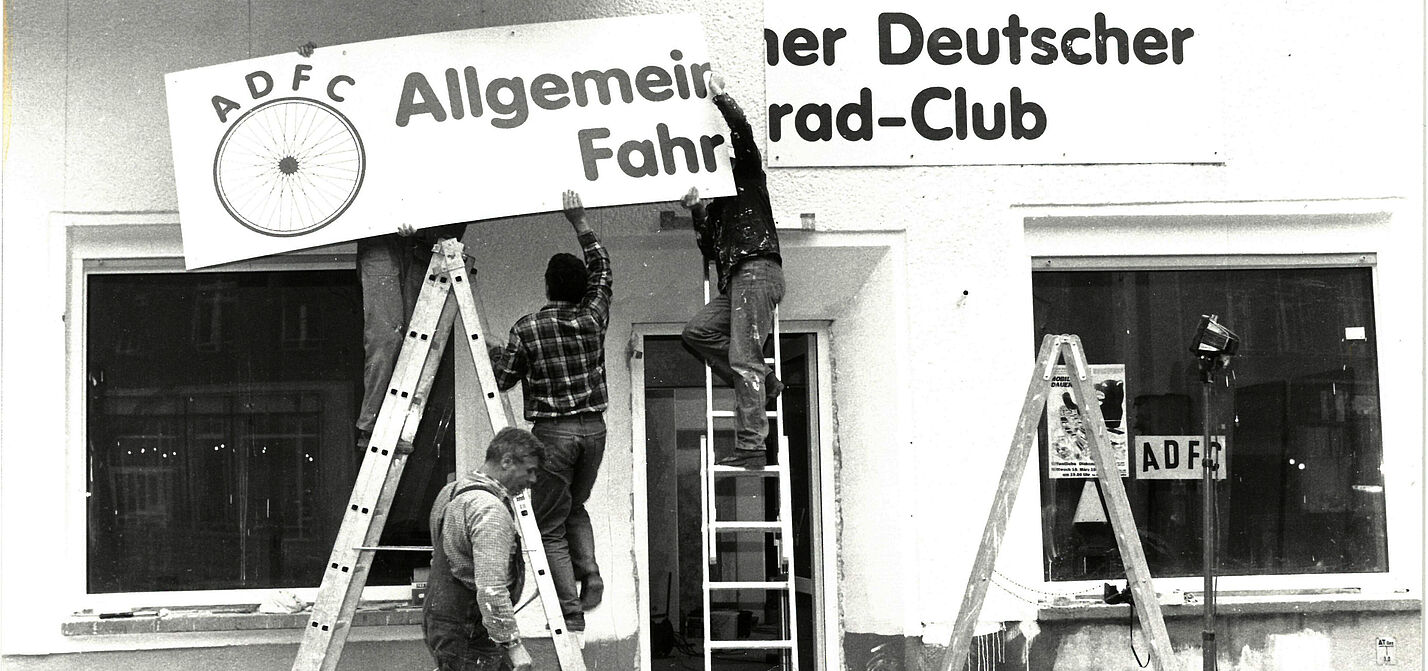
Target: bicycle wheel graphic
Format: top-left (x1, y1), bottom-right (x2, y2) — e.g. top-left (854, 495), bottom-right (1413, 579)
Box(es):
top-left (213, 97), bottom-right (366, 237)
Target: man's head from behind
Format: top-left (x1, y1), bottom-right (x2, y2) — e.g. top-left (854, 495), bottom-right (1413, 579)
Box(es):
top-left (546, 253), bottom-right (588, 303)
top-left (483, 426), bottom-right (546, 493)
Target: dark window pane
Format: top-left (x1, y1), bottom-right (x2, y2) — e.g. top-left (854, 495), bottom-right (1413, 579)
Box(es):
top-left (86, 270), bottom-right (453, 593)
top-left (1032, 267), bottom-right (1386, 580)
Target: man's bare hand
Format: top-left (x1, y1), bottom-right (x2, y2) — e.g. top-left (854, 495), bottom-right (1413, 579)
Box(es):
top-left (507, 643), bottom-right (533, 671)
top-left (562, 189), bottom-right (592, 235)
top-left (396, 223), bottom-right (416, 237)
top-left (562, 190), bottom-right (585, 223)
top-left (297, 41), bottom-right (316, 58)
top-left (680, 186), bottom-right (707, 212)
top-left (705, 71), bottom-right (725, 97)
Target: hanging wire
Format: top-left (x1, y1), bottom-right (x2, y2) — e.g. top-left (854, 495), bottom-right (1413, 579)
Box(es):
top-left (990, 569), bottom-right (1100, 604)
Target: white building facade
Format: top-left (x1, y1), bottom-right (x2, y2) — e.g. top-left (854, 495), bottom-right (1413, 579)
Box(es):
top-left (2, 2), bottom-right (1421, 670)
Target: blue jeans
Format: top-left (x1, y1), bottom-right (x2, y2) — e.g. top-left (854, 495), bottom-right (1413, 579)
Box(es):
top-left (682, 257), bottom-right (786, 451)
top-left (530, 414), bottom-right (606, 631)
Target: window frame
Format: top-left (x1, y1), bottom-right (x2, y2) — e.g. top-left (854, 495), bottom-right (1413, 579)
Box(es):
top-left (1016, 199), bottom-right (1420, 601)
top-left (629, 321), bottom-right (842, 671)
top-left (61, 213), bottom-right (416, 613)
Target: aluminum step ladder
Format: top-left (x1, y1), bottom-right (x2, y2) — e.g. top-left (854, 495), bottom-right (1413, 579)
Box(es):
top-left (292, 238), bottom-right (585, 671)
top-left (698, 267), bottom-right (799, 671)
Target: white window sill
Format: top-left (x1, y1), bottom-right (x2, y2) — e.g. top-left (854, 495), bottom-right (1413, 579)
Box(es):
top-left (1038, 591), bottom-right (1419, 621)
top-left (61, 601), bottom-right (420, 637)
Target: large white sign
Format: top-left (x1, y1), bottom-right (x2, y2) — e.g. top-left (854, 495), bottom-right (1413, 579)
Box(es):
top-left (166, 15), bottom-right (734, 269)
top-left (764, 3), bottom-right (1222, 166)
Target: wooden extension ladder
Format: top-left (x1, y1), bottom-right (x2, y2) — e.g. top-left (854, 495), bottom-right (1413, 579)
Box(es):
top-left (291, 238), bottom-right (585, 671)
top-left (940, 334), bottom-right (1176, 671)
top-left (698, 268), bottom-right (800, 671)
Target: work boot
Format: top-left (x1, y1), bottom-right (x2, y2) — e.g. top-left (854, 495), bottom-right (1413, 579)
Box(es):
top-left (580, 574), bottom-right (604, 611)
top-left (717, 449), bottom-right (768, 469)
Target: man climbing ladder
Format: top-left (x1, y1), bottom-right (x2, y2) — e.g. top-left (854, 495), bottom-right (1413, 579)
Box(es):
top-left (679, 71), bottom-right (786, 469)
top-left (488, 189), bottom-right (615, 637)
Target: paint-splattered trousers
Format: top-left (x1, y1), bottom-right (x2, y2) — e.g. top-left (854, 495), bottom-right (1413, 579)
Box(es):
top-left (682, 256), bottom-right (786, 452)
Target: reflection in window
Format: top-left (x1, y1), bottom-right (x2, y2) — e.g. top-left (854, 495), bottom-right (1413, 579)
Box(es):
top-left (87, 270), bottom-right (454, 593)
top-left (1032, 267), bottom-right (1386, 580)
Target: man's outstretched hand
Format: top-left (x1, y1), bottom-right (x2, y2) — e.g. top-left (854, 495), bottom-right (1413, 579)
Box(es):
top-left (297, 41), bottom-right (316, 58)
top-left (563, 189), bottom-right (592, 235)
top-left (705, 71), bottom-right (725, 97)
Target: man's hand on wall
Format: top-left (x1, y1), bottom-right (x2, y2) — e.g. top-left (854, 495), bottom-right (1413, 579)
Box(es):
top-left (296, 41), bottom-right (317, 57)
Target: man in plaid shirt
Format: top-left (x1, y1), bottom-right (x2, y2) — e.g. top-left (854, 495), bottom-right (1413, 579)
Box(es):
top-left (489, 190), bottom-right (612, 635)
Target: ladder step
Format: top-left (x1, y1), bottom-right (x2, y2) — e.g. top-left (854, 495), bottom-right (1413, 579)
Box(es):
top-left (711, 521), bottom-right (784, 532)
top-left (708, 580), bottom-right (792, 590)
top-left (352, 545), bottom-right (433, 552)
top-left (709, 410), bottom-right (780, 419)
top-left (712, 464), bottom-right (782, 475)
top-left (707, 639), bottom-right (796, 650)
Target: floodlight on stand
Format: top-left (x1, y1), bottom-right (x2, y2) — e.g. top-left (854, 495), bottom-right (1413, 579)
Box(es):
top-left (1190, 314), bottom-right (1240, 380)
top-left (1189, 313), bottom-right (1239, 671)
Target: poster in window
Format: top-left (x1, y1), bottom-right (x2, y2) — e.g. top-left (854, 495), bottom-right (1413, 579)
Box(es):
top-left (1047, 364), bottom-right (1128, 479)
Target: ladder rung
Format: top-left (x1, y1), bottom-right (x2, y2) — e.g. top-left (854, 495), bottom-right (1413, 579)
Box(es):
top-left (707, 640), bottom-right (796, 650)
top-left (711, 521), bottom-right (783, 532)
top-left (712, 464), bottom-right (782, 475)
top-left (352, 545), bottom-right (433, 552)
top-left (708, 580), bottom-right (792, 590)
top-left (709, 410), bottom-right (780, 418)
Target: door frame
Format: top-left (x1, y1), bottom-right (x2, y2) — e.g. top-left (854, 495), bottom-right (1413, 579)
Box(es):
top-left (630, 320), bottom-right (840, 671)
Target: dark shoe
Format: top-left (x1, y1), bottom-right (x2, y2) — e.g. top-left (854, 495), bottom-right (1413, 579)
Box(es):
top-left (580, 574), bottom-right (604, 611)
top-left (717, 449), bottom-right (768, 469)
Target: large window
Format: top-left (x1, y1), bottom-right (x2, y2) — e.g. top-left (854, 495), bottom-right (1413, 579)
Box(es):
top-left (86, 269), bottom-right (454, 593)
top-left (1032, 265), bottom-right (1386, 581)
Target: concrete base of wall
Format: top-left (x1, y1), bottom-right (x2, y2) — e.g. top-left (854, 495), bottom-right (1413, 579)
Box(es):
top-left (2, 633), bottom-right (638, 671)
top-left (851, 606), bottom-right (1421, 671)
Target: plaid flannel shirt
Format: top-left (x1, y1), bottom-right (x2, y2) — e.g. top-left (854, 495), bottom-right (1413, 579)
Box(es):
top-left (490, 230), bottom-right (612, 419)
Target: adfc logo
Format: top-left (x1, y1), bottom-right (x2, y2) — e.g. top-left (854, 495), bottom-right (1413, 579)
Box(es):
top-left (210, 66), bottom-right (365, 237)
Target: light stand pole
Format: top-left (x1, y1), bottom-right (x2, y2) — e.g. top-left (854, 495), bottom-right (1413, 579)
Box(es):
top-left (1199, 360), bottom-right (1217, 671)
top-left (1190, 314), bottom-right (1239, 671)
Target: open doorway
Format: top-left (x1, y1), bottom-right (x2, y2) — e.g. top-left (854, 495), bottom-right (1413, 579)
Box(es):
top-left (635, 329), bottom-right (829, 671)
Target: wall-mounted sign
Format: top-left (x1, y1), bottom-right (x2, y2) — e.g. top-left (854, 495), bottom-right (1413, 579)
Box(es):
top-left (764, 2), bottom-right (1222, 166)
top-left (1135, 435), bottom-right (1226, 480)
top-left (1047, 364), bottom-right (1128, 479)
top-left (165, 15), bottom-right (734, 269)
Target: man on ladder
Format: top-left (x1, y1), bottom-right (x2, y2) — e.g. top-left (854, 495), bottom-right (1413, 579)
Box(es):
top-left (488, 190), bottom-right (614, 637)
top-left (425, 427), bottom-right (546, 671)
top-left (679, 72), bottom-right (786, 469)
